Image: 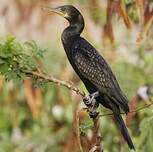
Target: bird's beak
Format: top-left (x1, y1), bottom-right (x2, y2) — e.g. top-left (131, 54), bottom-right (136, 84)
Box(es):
top-left (42, 6), bottom-right (65, 17)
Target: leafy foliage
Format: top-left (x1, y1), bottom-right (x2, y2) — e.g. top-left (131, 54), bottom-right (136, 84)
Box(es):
top-left (0, 36), bottom-right (45, 81)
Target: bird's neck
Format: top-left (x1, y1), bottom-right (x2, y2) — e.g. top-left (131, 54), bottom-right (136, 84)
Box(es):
top-left (61, 15), bottom-right (84, 45)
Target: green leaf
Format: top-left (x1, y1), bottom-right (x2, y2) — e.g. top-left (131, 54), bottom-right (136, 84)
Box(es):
top-left (0, 36), bottom-right (44, 82)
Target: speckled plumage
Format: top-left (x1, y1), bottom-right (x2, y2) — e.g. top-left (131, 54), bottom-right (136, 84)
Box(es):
top-left (71, 37), bottom-right (129, 113)
top-left (51, 5), bottom-right (135, 150)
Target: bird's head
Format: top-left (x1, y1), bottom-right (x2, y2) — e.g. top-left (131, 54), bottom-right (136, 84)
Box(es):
top-left (43, 5), bottom-right (82, 24)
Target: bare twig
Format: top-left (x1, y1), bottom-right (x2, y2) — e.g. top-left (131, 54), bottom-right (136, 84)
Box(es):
top-left (89, 118), bottom-right (103, 152)
top-left (99, 102), bottom-right (153, 118)
top-left (89, 136), bottom-right (103, 152)
top-left (26, 71), bottom-right (85, 97)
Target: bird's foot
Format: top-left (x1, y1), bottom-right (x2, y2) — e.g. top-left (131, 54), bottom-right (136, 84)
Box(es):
top-left (83, 91), bottom-right (99, 106)
top-left (88, 99), bottom-right (99, 119)
top-left (83, 91), bottom-right (99, 119)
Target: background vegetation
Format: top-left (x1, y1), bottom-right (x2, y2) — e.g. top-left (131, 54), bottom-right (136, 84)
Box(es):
top-left (0, 0), bottom-right (153, 152)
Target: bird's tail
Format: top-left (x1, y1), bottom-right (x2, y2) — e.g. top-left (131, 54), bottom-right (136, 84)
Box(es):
top-left (113, 112), bottom-right (135, 150)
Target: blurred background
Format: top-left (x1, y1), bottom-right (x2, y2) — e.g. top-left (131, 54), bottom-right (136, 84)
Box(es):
top-left (0, 0), bottom-right (153, 152)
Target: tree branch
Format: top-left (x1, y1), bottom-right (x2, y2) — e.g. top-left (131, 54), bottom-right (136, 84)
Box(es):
top-left (26, 71), bottom-right (85, 97)
top-left (99, 102), bottom-right (153, 118)
top-left (25, 71), bottom-right (153, 117)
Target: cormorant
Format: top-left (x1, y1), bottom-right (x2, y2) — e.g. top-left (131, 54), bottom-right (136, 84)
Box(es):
top-left (44, 5), bottom-right (135, 150)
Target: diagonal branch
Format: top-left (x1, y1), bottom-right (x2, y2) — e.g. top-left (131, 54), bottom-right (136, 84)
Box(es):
top-left (25, 71), bottom-right (153, 117)
top-left (25, 71), bottom-right (85, 97)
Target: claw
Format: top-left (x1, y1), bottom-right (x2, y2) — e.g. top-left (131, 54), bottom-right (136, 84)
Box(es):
top-left (83, 91), bottom-right (99, 107)
top-left (83, 91), bottom-right (100, 118)
top-left (83, 95), bottom-right (92, 106)
top-left (88, 100), bottom-right (99, 118)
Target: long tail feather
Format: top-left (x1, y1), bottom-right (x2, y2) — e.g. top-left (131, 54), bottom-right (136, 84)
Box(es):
top-left (113, 113), bottom-right (135, 150)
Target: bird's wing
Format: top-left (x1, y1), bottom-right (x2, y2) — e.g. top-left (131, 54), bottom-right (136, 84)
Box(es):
top-left (72, 38), bottom-right (129, 112)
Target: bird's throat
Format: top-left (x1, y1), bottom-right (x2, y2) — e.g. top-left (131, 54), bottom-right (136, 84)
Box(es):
top-left (61, 14), bottom-right (84, 44)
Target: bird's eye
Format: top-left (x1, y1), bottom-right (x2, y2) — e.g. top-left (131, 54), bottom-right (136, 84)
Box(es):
top-left (60, 7), bottom-right (65, 12)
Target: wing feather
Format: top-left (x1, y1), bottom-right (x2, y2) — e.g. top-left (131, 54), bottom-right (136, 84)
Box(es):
top-left (72, 38), bottom-right (129, 112)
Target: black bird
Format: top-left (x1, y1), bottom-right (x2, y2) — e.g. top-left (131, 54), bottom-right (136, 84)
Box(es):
top-left (44, 5), bottom-right (135, 150)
